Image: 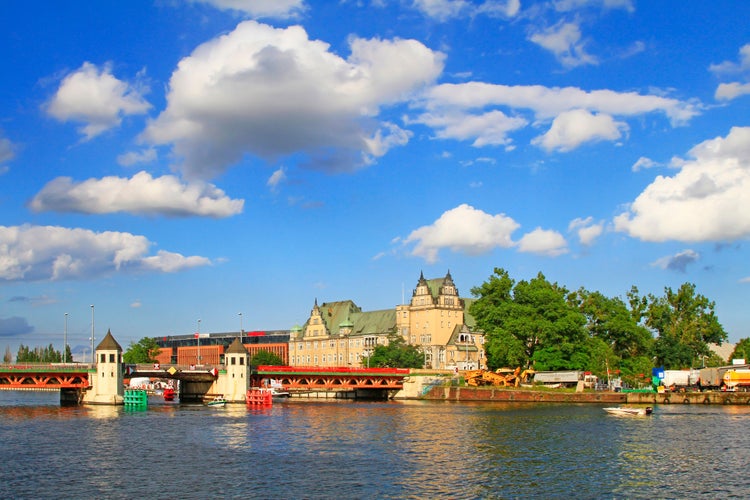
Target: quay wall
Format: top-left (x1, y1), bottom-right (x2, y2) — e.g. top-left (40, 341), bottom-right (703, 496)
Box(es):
top-left (398, 376), bottom-right (750, 405)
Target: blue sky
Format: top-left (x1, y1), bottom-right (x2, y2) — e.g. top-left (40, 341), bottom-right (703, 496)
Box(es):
top-left (2, 0), bottom-right (750, 355)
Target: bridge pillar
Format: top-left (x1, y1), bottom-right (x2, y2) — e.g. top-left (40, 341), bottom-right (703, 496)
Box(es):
top-left (82, 329), bottom-right (124, 405)
top-left (222, 337), bottom-right (250, 403)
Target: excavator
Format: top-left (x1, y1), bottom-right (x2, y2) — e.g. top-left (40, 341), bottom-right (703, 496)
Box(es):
top-left (465, 367), bottom-right (535, 387)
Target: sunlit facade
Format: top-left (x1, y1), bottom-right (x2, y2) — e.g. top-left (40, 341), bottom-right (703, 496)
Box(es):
top-left (289, 271), bottom-right (484, 370)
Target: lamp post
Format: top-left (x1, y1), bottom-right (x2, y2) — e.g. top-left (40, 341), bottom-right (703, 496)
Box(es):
top-left (238, 312), bottom-right (243, 344)
top-left (64, 313), bottom-right (68, 364)
top-left (197, 319), bottom-right (201, 365)
top-left (90, 305), bottom-right (95, 364)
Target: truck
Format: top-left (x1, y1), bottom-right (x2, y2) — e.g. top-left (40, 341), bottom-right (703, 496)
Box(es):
top-left (532, 371), bottom-right (596, 388)
top-left (722, 369), bottom-right (750, 391)
top-left (653, 369), bottom-right (700, 392)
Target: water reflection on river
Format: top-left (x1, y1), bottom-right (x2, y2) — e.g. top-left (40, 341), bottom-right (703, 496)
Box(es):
top-left (1, 391), bottom-right (748, 499)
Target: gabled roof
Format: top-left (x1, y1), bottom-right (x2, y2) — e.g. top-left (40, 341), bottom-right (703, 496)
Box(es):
top-left (96, 329), bottom-right (122, 352)
top-left (349, 309), bottom-right (397, 336)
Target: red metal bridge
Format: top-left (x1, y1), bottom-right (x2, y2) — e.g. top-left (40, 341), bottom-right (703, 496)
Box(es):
top-left (252, 365), bottom-right (410, 392)
top-left (0, 364), bottom-right (92, 390)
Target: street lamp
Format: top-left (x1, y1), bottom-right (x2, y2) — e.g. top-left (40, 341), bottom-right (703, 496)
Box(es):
top-left (90, 305), bottom-right (95, 364)
top-left (238, 312), bottom-right (243, 344)
top-left (197, 319), bottom-right (201, 365)
top-left (64, 313), bottom-right (68, 364)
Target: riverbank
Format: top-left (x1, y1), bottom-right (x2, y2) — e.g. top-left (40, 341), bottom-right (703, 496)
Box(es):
top-left (398, 375), bottom-right (750, 405)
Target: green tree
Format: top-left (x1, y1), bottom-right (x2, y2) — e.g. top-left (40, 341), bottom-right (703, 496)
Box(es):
top-left (16, 344), bottom-right (62, 362)
top-left (575, 289), bottom-right (653, 359)
top-left (250, 350), bottom-right (283, 366)
top-left (3, 345), bottom-right (11, 363)
top-left (365, 333), bottom-right (423, 368)
top-left (470, 269), bottom-right (587, 371)
top-left (646, 283), bottom-right (728, 368)
top-left (729, 338), bottom-right (750, 364)
top-left (123, 337), bottom-right (162, 364)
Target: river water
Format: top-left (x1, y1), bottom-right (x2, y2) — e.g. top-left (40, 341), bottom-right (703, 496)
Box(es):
top-left (1, 391), bottom-right (748, 499)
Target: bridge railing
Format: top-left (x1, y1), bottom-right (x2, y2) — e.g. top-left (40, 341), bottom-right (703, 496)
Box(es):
top-left (0, 362), bottom-right (94, 371)
top-left (255, 365), bottom-right (410, 375)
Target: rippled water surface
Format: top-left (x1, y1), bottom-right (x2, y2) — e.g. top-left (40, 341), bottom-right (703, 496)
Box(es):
top-left (1, 391), bottom-right (748, 499)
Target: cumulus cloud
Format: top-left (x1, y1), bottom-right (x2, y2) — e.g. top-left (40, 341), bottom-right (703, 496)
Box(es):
top-left (117, 148), bottom-right (157, 167)
top-left (711, 44), bottom-right (750, 101)
top-left (0, 317), bottom-right (34, 337)
top-left (651, 249), bottom-right (700, 272)
top-left (142, 21), bottom-right (444, 180)
top-left (29, 171), bottom-right (243, 218)
top-left (554, 0), bottom-right (634, 12)
top-left (0, 225), bottom-right (212, 282)
top-left (517, 227), bottom-right (568, 256)
top-left (0, 134), bottom-right (15, 164)
top-left (415, 82), bottom-right (697, 152)
top-left (614, 126), bottom-right (750, 242)
top-left (45, 62), bottom-right (151, 140)
top-left (631, 156), bottom-right (658, 172)
top-left (532, 109), bottom-right (626, 152)
top-left (189, 0), bottom-right (305, 18)
top-left (404, 204), bottom-right (519, 263)
top-left (529, 21), bottom-right (597, 68)
top-left (569, 216), bottom-right (603, 246)
top-left (411, 109), bottom-right (527, 148)
top-left (412, 0), bottom-right (520, 21)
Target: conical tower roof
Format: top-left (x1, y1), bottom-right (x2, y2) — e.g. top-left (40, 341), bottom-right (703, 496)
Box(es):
top-left (225, 337), bottom-right (248, 354)
top-left (96, 329), bottom-right (122, 352)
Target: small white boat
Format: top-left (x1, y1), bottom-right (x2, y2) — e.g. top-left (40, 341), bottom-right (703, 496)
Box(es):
top-left (603, 406), bottom-right (652, 416)
top-left (270, 387), bottom-right (291, 398)
top-left (205, 395), bottom-right (226, 407)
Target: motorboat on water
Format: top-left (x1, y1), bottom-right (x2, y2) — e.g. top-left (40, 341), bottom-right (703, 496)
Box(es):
top-left (269, 387), bottom-right (291, 398)
top-left (603, 406), bottom-right (652, 416)
top-left (205, 395), bottom-right (226, 408)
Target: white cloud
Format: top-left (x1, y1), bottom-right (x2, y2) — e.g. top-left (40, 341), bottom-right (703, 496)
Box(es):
top-left (423, 82), bottom-right (697, 125)
top-left (45, 62), bottom-right (151, 140)
top-left (415, 82), bottom-right (697, 152)
top-left (517, 227), bottom-right (568, 256)
top-left (715, 82), bottom-right (750, 101)
top-left (554, 0), bottom-right (634, 12)
top-left (614, 126), bottom-right (750, 242)
top-left (189, 0), bottom-right (305, 18)
top-left (29, 171), bottom-right (244, 218)
top-left (404, 204), bottom-right (519, 263)
top-left (568, 216), bottom-right (603, 246)
top-left (411, 109), bottom-right (527, 148)
top-left (142, 21), bottom-right (444, 180)
top-left (413, 0), bottom-right (520, 21)
top-left (709, 43), bottom-right (750, 75)
top-left (0, 135), bottom-right (15, 164)
top-left (0, 225), bottom-right (211, 282)
top-left (651, 249), bottom-right (700, 272)
top-left (267, 167), bottom-right (286, 191)
top-left (117, 148), bottom-right (157, 167)
top-left (631, 156), bottom-right (657, 172)
top-left (710, 44), bottom-right (750, 101)
top-left (529, 21), bottom-right (597, 68)
top-left (532, 109), bottom-right (626, 151)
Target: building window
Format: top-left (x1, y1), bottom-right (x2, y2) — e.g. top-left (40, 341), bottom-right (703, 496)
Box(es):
top-left (231, 357), bottom-right (236, 365)
top-left (240, 358), bottom-right (244, 365)
top-left (109, 354), bottom-right (115, 363)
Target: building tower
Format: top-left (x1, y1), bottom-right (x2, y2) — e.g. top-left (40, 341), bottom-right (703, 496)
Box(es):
top-left (84, 329), bottom-right (124, 405)
top-left (223, 337), bottom-right (250, 403)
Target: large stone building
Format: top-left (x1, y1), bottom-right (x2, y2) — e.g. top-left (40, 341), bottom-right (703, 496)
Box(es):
top-left (290, 271), bottom-right (484, 370)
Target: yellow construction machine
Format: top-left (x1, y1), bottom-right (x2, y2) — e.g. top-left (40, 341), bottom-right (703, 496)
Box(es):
top-left (465, 367), bottom-right (535, 387)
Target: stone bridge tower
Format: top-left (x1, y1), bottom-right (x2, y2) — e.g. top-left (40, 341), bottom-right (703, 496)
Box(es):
top-left (83, 329), bottom-right (124, 405)
top-left (223, 337), bottom-right (250, 403)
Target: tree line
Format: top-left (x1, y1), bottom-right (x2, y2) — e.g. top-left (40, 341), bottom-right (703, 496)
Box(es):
top-left (469, 267), bottom-right (732, 387)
